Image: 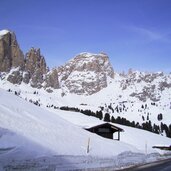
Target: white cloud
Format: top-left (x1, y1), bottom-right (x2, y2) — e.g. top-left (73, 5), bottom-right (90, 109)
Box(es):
top-left (128, 26), bottom-right (171, 42)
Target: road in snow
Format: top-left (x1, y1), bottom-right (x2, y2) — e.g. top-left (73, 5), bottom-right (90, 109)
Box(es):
top-left (119, 158), bottom-right (171, 171)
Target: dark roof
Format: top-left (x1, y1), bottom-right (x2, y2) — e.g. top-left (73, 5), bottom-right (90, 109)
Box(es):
top-left (85, 122), bottom-right (124, 132)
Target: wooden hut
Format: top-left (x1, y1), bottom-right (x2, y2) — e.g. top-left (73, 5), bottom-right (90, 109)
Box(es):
top-left (85, 123), bottom-right (124, 140)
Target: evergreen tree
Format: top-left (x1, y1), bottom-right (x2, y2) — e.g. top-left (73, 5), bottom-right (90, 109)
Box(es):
top-left (115, 116), bottom-right (122, 124)
top-left (131, 121), bottom-right (135, 127)
top-left (111, 116), bottom-right (115, 123)
top-left (147, 114), bottom-right (149, 121)
top-left (104, 113), bottom-right (110, 122)
top-left (153, 124), bottom-right (159, 134)
top-left (168, 125), bottom-right (171, 138)
top-left (157, 113), bottom-right (163, 121)
top-left (96, 111), bottom-right (103, 120)
top-left (160, 122), bottom-right (164, 133)
top-left (163, 124), bottom-right (169, 137)
top-left (145, 104), bottom-right (147, 109)
top-left (115, 106), bottom-right (119, 113)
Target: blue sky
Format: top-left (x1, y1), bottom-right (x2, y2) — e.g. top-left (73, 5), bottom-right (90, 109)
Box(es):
top-left (1, 0), bottom-right (171, 72)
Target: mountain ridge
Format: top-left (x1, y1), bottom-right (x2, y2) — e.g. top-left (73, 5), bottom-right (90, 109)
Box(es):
top-left (0, 29), bottom-right (115, 95)
top-left (1, 29), bottom-right (171, 137)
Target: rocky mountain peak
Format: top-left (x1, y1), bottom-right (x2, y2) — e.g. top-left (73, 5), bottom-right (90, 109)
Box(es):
top-left (25, 47), bottom-right (47, 75)
top-left (0, 30), bottom-right (10, 38)
top-left (0, 29), bottom-right (116, 95)
top-left (57, 52), bottom-right (114, 95)
top-left (63, 52), bottom-right (114, 76)
top-left (0, 30), bottom-right (24, 72)
top-left (24, 48), bottom-right (48, 88)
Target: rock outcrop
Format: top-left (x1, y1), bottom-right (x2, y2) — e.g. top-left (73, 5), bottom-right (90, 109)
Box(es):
top-left (45, 69), bottom-right (60, 89)
top-left (7, 68), bottom-right (23, 84)
top-left (25, 48), bottom-right (47, 75)
top-left (57, 52), bottom-right (114, 95)
top-left (0, 30), bottom-right (24, 72)
top-left (0, 29), bottom-right (115, 95)
top-left (0, 30), bottom-right (51, 88)
top-left (25, 48), bottom-right (48, 87)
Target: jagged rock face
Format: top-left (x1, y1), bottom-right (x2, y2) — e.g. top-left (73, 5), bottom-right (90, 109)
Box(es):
top-left (23, 72), bottom-right (30, 84)
top-left (57, 52), bottom-right (114, 95)
top-left (7, 68), bottom-right (23, 84)
top-left (10, 33), bottom-right (25, 69)
top-left (0, 29), bottom-right (115, 95)
top-left (0, 31), bottom-right (11, 72)
top-left (25, 48), bottom-right (47, 75)
top-left (120, 71), bottom-right (171, 102)
top-left (0, 29), bottom-right (59, 90)
top-left (30, 69), bottom-right (44, 88)
top-left (0, 30), bottom-right (24, 72)
top-left (25, 48), bottom-right (48, 88)
top-left (45, 69), bottom-right (60, 89)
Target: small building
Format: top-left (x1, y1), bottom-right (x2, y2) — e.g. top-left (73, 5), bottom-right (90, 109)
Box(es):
top-left (85, 123), bottom-right (124, 140)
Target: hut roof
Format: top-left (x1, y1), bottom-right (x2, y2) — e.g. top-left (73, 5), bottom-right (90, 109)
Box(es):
top-left (85, 122), bottom-right (124, 132)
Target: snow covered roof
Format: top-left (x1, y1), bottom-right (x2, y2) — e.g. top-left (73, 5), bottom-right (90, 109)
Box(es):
top-left (85, 122), bottom-right (124, 132)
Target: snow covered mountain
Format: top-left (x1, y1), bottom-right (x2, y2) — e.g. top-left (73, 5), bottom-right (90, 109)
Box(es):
top-left (0, 30), bottom-right (114, 95)
top-left (57, 52), bottom-right (114, 95)
top-left (1, 29), bottom-right (171, 137)
top-left (1, 29), bottom-right (171, 170)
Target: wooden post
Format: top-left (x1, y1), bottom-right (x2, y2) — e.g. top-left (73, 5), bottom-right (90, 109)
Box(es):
top-left (118, 131), bottom-right (120, 141)
top-left (145, 141), bottom-right (147, 155)
top-left (87, 137), bottom-right (90, 153)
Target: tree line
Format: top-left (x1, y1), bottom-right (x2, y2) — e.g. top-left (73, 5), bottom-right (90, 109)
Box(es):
top-left (60, 106), bottom-right (171, 138)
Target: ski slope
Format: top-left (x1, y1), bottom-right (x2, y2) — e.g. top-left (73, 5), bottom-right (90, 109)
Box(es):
top-left (0, 88), bottom-right (171, 170)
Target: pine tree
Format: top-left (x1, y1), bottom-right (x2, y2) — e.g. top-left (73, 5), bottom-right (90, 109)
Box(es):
top-left (104, 113), bottom-right (110, 122)
top-left (111, 116), bottom-right (115, 123)
top-left (131, 121), bottom-right (135, 127)
top-left (157, 113), bottom-right (163, 121)
top-left (97, 111), bottom-right (103, 120)
top-left (153, 124), bottom-right (159, 134)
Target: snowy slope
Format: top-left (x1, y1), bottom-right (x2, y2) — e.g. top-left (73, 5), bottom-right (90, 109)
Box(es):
top-left (1, 71), bottom-right (171, 127)
top-left (47, 108), bottom-right (171, 154)
top-left (0, 88), bottom-right (138, 159)
top-left (1, 88), bottom-right (171, 170)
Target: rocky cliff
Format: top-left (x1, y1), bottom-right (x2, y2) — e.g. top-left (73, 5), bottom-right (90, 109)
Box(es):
top-left (0, 30), bottom-right (56, 89)
top-left (0, 30), bottom-right (114, 95)
top-left (57, 52), bottom-right (114, 95)
top-left (0, 30), bottom-right (24, 72)
top-left (24, 48), bottom-right (48, 88)
top-left (0, 29), bottom-right (171, 100)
